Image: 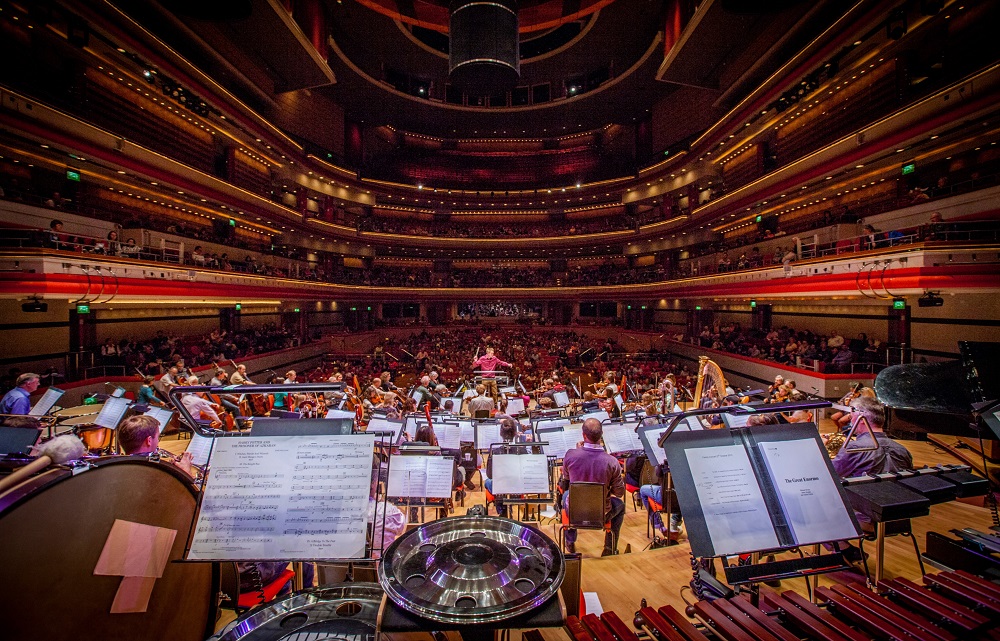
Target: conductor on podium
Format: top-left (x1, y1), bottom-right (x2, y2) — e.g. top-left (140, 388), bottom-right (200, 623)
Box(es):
top-left (472, 346), bottom-right (511, 401)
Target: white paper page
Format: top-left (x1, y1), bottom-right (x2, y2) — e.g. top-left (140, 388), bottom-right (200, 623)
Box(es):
top-left (758, 439), bottom-right (858, 545)
top-left (188, 435), bottom-right (374, 560)
top-left (581, 410), bottom-right (610, 423)
top-left (457, 420), bottom-right (475, 443)
top-left (603, 422), bottom-right (641, 454)
top-left (387, 457), bottom-right (428, 498)
top-left (93, 397), bottom-right (131, 429)
top-left (325, 409), bottom-right (356, 420)
top-left (553, 391), bottom-right (570, 407)
top-left (723, 413), bottom-right (751, 428)
top-left (640, 426), bottom-right (669, 465)
top-left (505, 397), bottom-right (525, 414)
top-left (476, 422), bottom-right (502, 450)
top-left (404, 415), bottom-right (421, 439)
top-left (366, 417), bottom-right (402, 443)
top-left (519, 454), bottom-right (551, 493)
top-left (583, 593), bottom-right (604, 616)
top-left (443, 397), bottom-right (463, 413)
top-left (143, 407), bottom-right (174, 434)
top-left (425, 456), bottom-right (457, 498)
top-left (29, 388), bottom-right (64, 416)
top-left (437, 422), bottom-right (463, 450)
top-left (538, 429), bottom-right (571, 459)
top-left (685, 444), bottom-right (779, 556)
top-left (185, 432), bottom-right (215, 467)
top-left (491, 454), bottom-right (524, 494)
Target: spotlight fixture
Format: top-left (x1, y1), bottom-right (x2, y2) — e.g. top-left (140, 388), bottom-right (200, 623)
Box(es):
top-left (918, 291), bottom-right (944, 307)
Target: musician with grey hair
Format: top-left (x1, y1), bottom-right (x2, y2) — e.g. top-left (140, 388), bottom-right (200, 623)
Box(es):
top-left (0, 372), bottom-right (40, 415)
top-left (832, 396), bottom-right (912, 479)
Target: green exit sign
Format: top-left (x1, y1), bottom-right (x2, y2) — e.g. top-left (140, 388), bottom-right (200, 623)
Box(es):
top-left (229, 219), bottom-right (236, 227)
top-left (66, 169), bottom-right (81, 182)
top-left (901, 162), bottom-right (916, 175)
top-left (293, 307), bottom-right (300, 313)
top-left (76, 303), bottom-right (90, 314)
top-left (755, 215), bottom-right (762, 223)
top-left (750, 300), bottom-right (757, 308)
top-left (235, 303), bottom-right (242, 311)
top-left (893, 299), bottom-right (906, 309)
top-left (695, 305), bottom-right (702, 311)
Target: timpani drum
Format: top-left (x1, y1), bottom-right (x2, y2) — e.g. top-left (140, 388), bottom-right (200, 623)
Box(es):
top-left (0, 456), bottom-right (218, 641)
top-left (53, 403), bottom-right (103, 417)
top-left (57, 414), bottom-right (105, 427)
top-left (217, 583), bottom-right (383, 641)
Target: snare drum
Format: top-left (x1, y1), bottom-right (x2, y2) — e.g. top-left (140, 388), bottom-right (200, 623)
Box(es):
top-left (0, 456), bottom-right (218, 641)
top-left (53, 403), bottom-right (104, 418)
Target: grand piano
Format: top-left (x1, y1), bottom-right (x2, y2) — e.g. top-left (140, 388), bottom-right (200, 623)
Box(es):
top-left (875, 341), bottom-right (1000, 442)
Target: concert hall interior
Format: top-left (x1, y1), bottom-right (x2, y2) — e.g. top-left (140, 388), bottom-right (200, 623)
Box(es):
top-left (2, 0), bottom-right (1000, 639)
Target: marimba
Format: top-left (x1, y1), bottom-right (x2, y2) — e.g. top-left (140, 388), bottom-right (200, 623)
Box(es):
top-left (564, 570), bottom-right (1000, 641)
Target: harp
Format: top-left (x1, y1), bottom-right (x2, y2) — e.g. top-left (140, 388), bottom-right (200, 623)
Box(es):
top-left (693, 356), bottom-right (728, 406)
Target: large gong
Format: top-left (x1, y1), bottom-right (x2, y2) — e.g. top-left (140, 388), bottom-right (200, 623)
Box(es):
top-left (378, 516), bottom-right (564, 624)
top-left (0, 456), bottom-right (217, 641)
top-left (218, 583), bottom-right (382, 641)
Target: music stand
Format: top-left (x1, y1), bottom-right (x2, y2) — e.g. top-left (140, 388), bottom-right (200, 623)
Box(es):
top-left (489, 442), bottom-right (552, 522)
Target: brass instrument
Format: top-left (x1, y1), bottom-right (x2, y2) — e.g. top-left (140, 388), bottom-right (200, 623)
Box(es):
top-left (824, 432), bottom-right (847, 458)
top-left (692, 356), bottom-right (728, 406)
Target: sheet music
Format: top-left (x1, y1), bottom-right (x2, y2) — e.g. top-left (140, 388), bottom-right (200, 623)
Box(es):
top-left (366, 417), bottom-right (402, 443)
top-left (404, 415), bottom-right (423, 439)
top-left (603, 421), bottom-right (642, 454)
top-left (185, 432), bottom-right (215, 467)
top-left (456, 419), bottom-right (475, 443)
top-left (437, 422), bottom-right (463, 450)
top-left (552, 391), bottom-right (569, 407)
top-left (538, 423), bottom-right (585, 459)
top-left (475, 422), bottom-right (502, 450)
top-left (443, 397), bottom-right (463, 413)
top-left (581, 410), bottom-right (610, 423)
top-left (325, 409), bottom-right (355, 420)
top-left (187, 435), bottom-right (374, 560)
top-left (505, 397), bottom-right (525, 414)
top-left (93, 397), bottom-right (131, 429)
top-left (723, 413), bottom-right (752, 428)
top-left (143, 407), bottom-right (174, 434)
top-left (685, 444), bottom-right (780, 556)
top-left (758, 438), bottom-right (858, 545)
top-left (387, 455), bottom-right (454, 498)
top-left (492, 454), bottom-right (550, 494)
top-left (535, 417), bottom-right (569, 432)
top-left (639, 425), bottom-right (669, 465)
top-left (29, 387), bottom-right (64, 416)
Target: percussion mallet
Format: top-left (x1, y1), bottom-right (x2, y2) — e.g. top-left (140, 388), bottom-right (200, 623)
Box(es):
top-left (0, 434), bottom-right (87, 494)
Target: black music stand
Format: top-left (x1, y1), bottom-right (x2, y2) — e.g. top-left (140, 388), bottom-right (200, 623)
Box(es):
top-left (656, 404), bottom-right (859, 602)
top-left (489, 443), bottom-right (551, 522)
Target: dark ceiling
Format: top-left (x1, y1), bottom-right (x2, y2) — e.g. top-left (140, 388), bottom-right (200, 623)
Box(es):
top-left (122, 0), bottom-right (840, 143)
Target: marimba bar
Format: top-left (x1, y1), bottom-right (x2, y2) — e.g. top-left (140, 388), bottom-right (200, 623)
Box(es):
top-left (564, 570), bottom-right (1000, 641)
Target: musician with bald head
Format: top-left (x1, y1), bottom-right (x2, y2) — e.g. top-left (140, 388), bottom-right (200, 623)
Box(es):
top-left (558, 418), bottom-right (625, 556)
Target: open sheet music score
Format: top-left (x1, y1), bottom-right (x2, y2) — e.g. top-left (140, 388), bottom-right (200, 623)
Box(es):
top-left (638, 425), bottom-right (670, 465)
top-left (475, 421), bottom-right (502, 450)
top-left (491, 454), bottom-right (550, 494)
top-left (366, 417), bottom-right (403, 444)
top-left (758, 438), bottom-right (858, 545)
top-left (386, 455), bottom-right (455, 499)
top-left (537, 421), bottom-right (584, 459)
top-left (552, 391), bottom-right (570, 408)
top-left (187, 434), bottom-right (375, 561)
top-left (143, 407), bottom-right (174, 434)
top-left (435, 422), bottom-right (463, 450)
top-left (505, 397), bottom-right (526, 414)
top-left (325, 408), bottom-right (356, 421)
top-left (685, 444), bottom-right (781, 555)
top-left (93, 396), bottom-right (131, 429)
top-left (581, 410), bottom-right (610, 423)
top-left (602, 420), bottom-right (642, 454)
top-left (455, 419), bottom-right (475, 443)
top-left (29, 387), bottom-right (64, 416)
top-left (184, 432), bottom-right (215, 467)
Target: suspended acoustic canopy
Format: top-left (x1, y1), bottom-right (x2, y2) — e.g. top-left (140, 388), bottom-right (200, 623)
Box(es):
top-left (449, 0), bottom-right (520, 92)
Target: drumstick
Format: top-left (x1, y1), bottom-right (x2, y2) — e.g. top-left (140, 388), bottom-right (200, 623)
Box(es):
top-left (0, 434), bottom-right (87, 494)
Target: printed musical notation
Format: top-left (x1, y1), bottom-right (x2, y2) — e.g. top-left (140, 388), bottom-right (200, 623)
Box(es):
top-left (187, 435), bottom-right (375, 561)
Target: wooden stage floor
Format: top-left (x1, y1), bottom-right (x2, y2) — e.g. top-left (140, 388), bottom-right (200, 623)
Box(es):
top-left (159, 425), bottom-right (995, 638)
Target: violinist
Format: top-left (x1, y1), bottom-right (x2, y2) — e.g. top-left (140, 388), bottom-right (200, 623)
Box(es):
top-left (829, 384), bottom-right (876, 428)
top-left (136, 375), bottom-right (166, 408)
top-left (118, 415), bottom-right (193, 477)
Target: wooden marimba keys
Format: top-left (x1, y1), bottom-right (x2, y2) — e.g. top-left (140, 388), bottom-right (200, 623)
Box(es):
top-left (565, 570), bottom-right (1000, 641)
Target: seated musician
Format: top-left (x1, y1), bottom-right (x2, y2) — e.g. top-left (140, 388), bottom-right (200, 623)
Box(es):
top-left (412, 423), bottom-right (466, 501)
top-left (467, 384), bottom-right (495, 416)
top-left (179, 376), bottom-right (223, 426)
top-left (828, 396), bottom-right (913, 560)
top-left (639, 466), bottom-right (682, 541)
top-left (136, 375), bottom-right (166, 409)
top-left (0, 373), bottom-right (40, 415)
top-left (829, 385), bottom-right (876, 429)
top-left (484, 418), bottom-right (520, 518)
top-left (229, 363), bottom-right (253, 385)
top-left (580, 391), bottom-right (600, 412)
top-left (117, 414), bottom-right (193, 477)
top-left (559, 418), bottom-right (626, 556)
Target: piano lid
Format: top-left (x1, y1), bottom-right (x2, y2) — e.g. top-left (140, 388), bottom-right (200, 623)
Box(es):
top-left (875, 360), bottom-right (973, 415)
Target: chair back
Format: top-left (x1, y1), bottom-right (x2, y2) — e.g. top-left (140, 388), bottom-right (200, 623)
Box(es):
top-left (474, 409), bottom-right (491, 419)
top-left (567, 482), bottom-right (607, 529)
